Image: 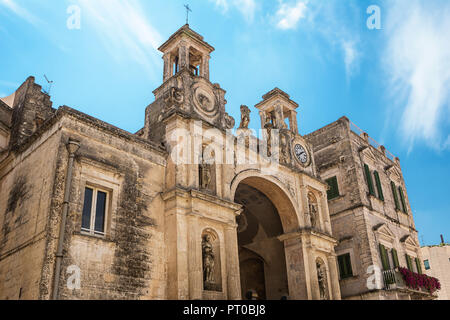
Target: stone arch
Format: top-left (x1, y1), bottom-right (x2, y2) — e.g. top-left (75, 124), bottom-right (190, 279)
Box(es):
top-left (231, 170), bottom-right (301, 233)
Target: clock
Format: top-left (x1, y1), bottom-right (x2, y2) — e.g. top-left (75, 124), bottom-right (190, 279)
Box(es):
top-left (294, 144), bottom-right (309, 165)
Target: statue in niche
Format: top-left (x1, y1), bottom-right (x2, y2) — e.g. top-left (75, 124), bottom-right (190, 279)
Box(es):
top-left (199, 147), bottom-right (214, 190)
top-left (317, 261), bottom-right (329, 300)
top-left (308, 193), bottom-right (318, 229)
top-left (239, 105), bottom-right (251, 129)
top-left (202, 234), bottom-right (216, 286)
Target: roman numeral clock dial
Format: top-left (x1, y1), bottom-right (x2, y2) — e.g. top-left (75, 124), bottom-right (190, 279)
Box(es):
top-left (294, 144), bottom-right (309, 165)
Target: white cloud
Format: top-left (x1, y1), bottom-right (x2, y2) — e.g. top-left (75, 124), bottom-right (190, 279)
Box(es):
top-left (275, 1), bottom-right (307, 30)
top-left (78, 0), bottom-right (163, 79)
top-left (0, 0), bottom-right (42, 26)
top-left (210, 0), bottom-right (257, 22)
top-left (274, 1), bottom-right (360, 78)
top-left (342, 40), bottom-right (359, 77)
top-left (384, 0), bottom-right (450, 151)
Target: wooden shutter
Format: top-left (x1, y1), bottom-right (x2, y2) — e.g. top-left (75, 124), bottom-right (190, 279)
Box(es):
top-left (374, 171), bottom-right (384, 201)
top-left (398, 187), bottom-right (408, 213)
top-left (379, 244), bottom-right (390, 270)
top-left (326, 177), bottom-right (340, 200)
top-left (391, 181), bottom-right (400, 211)
top-left (406, 254), bottom-right (413, 271)
top-left (415, 258), bottom-right (423, 274)
top-left (364, 164), bottom-right (376, 196)
top-left (391, 248), bottom-right (399, 268)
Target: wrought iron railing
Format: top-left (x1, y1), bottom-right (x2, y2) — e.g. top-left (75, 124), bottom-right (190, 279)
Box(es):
top-left (349, 121), bottom-right (396, 162)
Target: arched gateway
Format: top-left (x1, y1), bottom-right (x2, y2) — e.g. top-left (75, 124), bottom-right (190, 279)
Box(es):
top-left (153, 25), bottom-right (342, 300)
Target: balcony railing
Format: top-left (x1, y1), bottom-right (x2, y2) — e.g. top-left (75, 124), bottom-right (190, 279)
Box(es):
top-left (382, 268), bottom-right (440, 297)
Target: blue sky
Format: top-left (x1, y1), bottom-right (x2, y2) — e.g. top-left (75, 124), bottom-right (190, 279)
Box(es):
top-left (0, 0), bottom-right (449, 245)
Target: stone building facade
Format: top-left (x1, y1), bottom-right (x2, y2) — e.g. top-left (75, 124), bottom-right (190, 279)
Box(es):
top-left (306, 119), bottom-right (434, 300)
top-left (0, 25), bottom-right (434, 300)
top-left (421, 245), bottom-right (450, 300)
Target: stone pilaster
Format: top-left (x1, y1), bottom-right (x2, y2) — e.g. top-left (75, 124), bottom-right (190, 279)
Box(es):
top-left (225, 225), bottom-right (242, 300)
top-left (327, 254), bottom-right (342, 300)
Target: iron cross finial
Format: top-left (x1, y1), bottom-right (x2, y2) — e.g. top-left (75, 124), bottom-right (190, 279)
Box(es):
top-left (184, 4), bottom-right (192, 25)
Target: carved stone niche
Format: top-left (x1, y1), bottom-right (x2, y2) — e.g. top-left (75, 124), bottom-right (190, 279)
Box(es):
top-left (202, 229), bottom-right (222, 292)
top-left (316, 258), bottom-right (329, 300)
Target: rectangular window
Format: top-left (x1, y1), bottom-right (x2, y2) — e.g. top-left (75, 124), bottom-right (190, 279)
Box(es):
top-left (364, 164), bottom-right (376, 197)
top-left (398, 187), bottom-right (408, 214)
top-left (373, 171), bottom-right (384, 201)
top-left (326, 176), bottom-right (340, 200)
top-left (81, 186), bottom-right (108, 236)
top-left (391, 181), bottom-right (401, 211)
top-left (424, 260), bottom-right (430, 270)
top-left (338, 253), bottom-right (353, 279)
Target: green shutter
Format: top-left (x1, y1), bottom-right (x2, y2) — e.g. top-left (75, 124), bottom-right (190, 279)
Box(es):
top-left (364, 164), bottom-right (376, 196)
top-left (415, 258), bottom-right (423, 274)
top-left (391, 249), bottom-right (399, 269)
top-left (391, 181), bottom-right (400, 211)
top-left (406, 254), bottom-right (413, 271)
top-left (374, 171), bottom-right (384, 201)
top-left (379, 244), bottom-right (390, 270)
top-left (326, 176), bottom-right (340, 200)
top-left (398, 187), bottom-right (408, 214)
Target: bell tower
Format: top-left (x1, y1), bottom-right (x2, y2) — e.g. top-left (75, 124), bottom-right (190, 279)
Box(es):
top-left (159, 24), bottom-right (214, 82)
top-left (143, 24), bottom-right (235, 145)
top-left (148, 25), bottom-right (241, 300)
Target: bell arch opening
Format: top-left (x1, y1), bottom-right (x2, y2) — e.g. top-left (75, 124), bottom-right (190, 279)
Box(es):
top-left (234, 176), bottom-right (299, 300)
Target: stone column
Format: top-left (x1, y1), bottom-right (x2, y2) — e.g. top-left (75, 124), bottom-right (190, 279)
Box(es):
top-left (188, 215), bottom-right (203, 300)
top-left (201, 55), bottom-right (210, 80)
top-left (259, 111), bottom-right (267, 128)
top-left (289, 111), bottom-right (298, 135)
top-left (179, 42), bottom-right (190, 70)
top-left (163, 53), bottom-right (172, 82)
top-left (327, 254), bottom-right (342, 300)
top-left (307, 247), bottom-right (320, 300)
top-left (279, 232), bottom-right (308, 300)
top-left (225, 225), bottom-right (242, 300)
top-left (274, 104), bottom-right (285, 129)
top-left (319, 192), bottom-right (332, 235)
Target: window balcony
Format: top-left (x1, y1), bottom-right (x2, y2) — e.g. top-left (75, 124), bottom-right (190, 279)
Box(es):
top-left (382, 268), bottom-right (440, 299)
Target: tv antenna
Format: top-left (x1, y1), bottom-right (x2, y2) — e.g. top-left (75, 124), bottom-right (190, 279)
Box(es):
top-left (184, 4), bottom-right (192, 25)
top-left (43, 74), bottom-right (54, 95)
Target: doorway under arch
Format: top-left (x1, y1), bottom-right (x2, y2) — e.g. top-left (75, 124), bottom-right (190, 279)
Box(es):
top-left (234, 179), bottom-right (296, 300)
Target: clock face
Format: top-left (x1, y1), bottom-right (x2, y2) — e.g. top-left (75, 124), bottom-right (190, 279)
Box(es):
top-left (294, 144), bottom-right (308, 164)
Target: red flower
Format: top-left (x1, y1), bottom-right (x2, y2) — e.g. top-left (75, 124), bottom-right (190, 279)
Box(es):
top-left (398, 267), bottom-right (441, 294)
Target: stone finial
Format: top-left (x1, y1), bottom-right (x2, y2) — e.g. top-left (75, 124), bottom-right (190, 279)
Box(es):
top-left (361, 132), bottom-right (369, 142)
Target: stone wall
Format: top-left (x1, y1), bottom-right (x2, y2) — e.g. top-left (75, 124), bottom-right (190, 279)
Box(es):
top-left (0, 122), bottom-right (62, 299)
top-left (421, 245), bottom-right (450, 300)
top-left (307, 117), bottom-right (426, 299)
